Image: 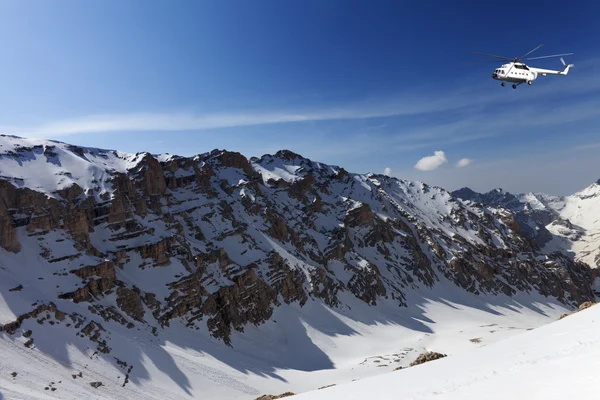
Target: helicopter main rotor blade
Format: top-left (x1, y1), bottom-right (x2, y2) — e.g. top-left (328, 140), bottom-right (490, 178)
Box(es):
top-left (464, 59), bottom-right (509, 65)
top-left (519, 44), bottom-right (544, 59)
top-left (473, 52), bottom-right (512, 60)
top-left (524, 53), bottom-right (574, 61)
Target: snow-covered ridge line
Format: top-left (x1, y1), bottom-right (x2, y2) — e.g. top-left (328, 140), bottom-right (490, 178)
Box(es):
top-left (452, 182), bottom-right (600, 268)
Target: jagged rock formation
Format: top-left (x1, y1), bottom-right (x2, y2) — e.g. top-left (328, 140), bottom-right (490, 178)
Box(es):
top-left (0, 135), bottom-right (596, 392)
top-left (452, 187), bottom-right (558, 248)
top-left (256, 393), bottom-right (295, 400)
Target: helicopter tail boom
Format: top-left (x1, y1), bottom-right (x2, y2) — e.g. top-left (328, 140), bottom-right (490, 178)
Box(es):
top-left (559, 57), bottom-right (574, 75)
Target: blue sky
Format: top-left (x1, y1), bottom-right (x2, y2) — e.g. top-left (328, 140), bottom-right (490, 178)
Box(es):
top-left (1, 1), bottom-right (599, 195)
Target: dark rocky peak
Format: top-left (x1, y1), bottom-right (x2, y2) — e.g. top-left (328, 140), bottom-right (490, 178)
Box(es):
top-left (252, 151), bottom-right (343, 185)
top-left (127, 152), bottom-right (155, 173)
top-left (66, 145), bottom-right (87, 158)
top-left (160, 154), bottom-right (196, 174)
top-left (255, 150), bottom-right (335, 171)
top-left (157, 153), bottom-right (185, 164)
top-left (452, 187), bottom-right (522, 211)
top-left (205, 149), bottom-right (254, 176)
top-left (64, 144), bottom-right (115, 161)
top-left (126, 153), bottom-right (167, 195)
top-left (274, 149), bottom-right (306, 162)
top-left (450, 187), bottom-right (478, 199)
top-left (486, 189), bottom-right (521, 208)
top-left (254, 150), bottom-right (306, 167)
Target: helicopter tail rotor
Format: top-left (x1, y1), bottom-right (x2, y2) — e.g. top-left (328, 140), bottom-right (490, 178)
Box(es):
top-left (559, 57), bottom-right (574, 75)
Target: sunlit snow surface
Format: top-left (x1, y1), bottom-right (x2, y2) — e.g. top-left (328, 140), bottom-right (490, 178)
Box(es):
top-left (0, 289), bottom-right (568, 399)
top-left (296, 304), bottom-right (600, 400)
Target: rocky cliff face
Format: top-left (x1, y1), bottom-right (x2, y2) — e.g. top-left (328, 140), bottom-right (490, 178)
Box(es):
top-left (451, 187), bottom-right (558, 248)
top-left (0, 135), bottom-right (595, 385)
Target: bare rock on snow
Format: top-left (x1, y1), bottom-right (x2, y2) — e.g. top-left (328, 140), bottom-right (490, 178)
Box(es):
top-left (410, 351), bottom-right (447, 367)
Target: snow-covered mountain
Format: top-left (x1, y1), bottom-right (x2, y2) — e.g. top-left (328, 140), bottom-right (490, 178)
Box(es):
top-left (453, 182), bottom-right (600, 269)
top-left (0, 135), bottom-right (595, 399)
top-left (294, 302), bottom-right (600, 400)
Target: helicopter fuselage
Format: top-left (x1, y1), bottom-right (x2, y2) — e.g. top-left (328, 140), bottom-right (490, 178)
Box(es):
top-left (491, 60), bottom-right (573, 88)
top-left (492, 63), bottom-right (536, 84)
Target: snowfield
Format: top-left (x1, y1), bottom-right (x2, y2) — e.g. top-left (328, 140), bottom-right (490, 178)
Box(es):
top-left (0, 292), bottom-right (570, 399)
top-left (296, 303), bottom-right (600, 400)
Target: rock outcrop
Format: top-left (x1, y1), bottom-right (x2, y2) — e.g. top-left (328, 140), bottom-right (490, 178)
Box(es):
top-left (409, 351), bottom-right (447, 367)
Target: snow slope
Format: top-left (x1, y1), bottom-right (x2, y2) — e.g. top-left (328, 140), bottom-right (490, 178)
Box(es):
top-left (296, 303), bottom-right (600, 400)
top-left (0, 134), bottom-right (145, 201)
top-left (0, 293), bottom-right (569, 399)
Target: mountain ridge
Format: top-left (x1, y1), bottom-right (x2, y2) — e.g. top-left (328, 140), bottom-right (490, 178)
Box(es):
top-left (0, 134), bottom-right (596, 398)
top-left (452, 182), bottom-right (600, 269)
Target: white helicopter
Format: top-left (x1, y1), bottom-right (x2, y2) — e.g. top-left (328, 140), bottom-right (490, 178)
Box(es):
top-left (474, 44), bottom-right (574, 89)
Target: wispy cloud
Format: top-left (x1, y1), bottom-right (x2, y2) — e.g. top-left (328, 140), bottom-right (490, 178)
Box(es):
top-left (3, 58), bottom-right (599, 138)
top-left (0, 96), bottom-right (489, 137)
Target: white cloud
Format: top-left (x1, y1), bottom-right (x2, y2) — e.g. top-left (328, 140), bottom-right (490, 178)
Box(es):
top-left (456, 158), bottom-right (473, 168)
top-left (414, 151), bottom-right (448, 171)
top-left (384, 167), bottom-right (392, 176)
top-left (401, 141), bottom-right (600, 195)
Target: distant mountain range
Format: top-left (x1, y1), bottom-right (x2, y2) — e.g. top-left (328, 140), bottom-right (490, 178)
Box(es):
top-left (452, 182), bottom-right (600, 269)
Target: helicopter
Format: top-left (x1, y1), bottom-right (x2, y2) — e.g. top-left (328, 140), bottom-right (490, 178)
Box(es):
top-left (474, 44), bottom-right (574, 89)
